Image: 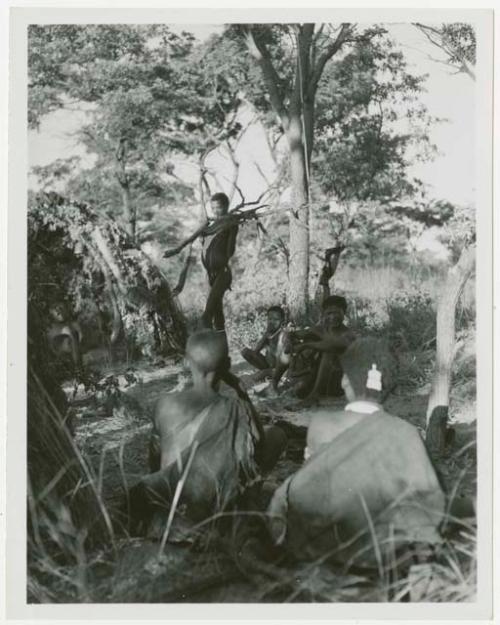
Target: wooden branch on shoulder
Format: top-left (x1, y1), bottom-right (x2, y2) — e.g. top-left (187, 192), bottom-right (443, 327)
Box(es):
top-left (163, 199), bottom-right (271, 259)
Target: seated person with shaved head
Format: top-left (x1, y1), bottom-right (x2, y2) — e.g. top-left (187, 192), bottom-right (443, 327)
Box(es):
top-left (289, 295), bottom-right (355, 399)
top-left (268, 338), bottom-right (446, 570)
top-left (129, 329), bottom-right (286, 538)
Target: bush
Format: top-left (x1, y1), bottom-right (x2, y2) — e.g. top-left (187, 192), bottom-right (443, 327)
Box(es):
top-left (386, 291), bottom-right (437, 351)
top-left (348, 290), bottom-right (435, 348)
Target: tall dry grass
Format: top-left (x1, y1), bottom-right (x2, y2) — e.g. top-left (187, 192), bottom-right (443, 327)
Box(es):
top-left (27, 257), bottom-right (477, 603)
top-left (28, 366), bottom-right (117, 602)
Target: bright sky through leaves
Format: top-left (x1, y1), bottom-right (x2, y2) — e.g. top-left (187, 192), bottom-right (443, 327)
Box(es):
top-left (28, 22), bottom-right (475, 206)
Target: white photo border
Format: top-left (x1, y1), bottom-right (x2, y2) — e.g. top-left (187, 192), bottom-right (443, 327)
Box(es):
top-left (6, 6), bottom-right (494, 622)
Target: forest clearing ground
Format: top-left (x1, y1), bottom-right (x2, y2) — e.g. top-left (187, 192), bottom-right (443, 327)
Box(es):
top-left (66, 352), bottom-right (477, 603)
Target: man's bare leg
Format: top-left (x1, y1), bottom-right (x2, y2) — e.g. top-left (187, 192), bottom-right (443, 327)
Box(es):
top-left (241, 348), bottom-right (270, 371)
top-left (304, 354), bottom-right (343, 404)
top-left (202, 270), bottom-right (231, 330)
top-left (271, 362), bottom-right (289, 392)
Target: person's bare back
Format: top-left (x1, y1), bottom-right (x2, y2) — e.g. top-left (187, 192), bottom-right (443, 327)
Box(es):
top-left (130, 330), bottom-right (268, 535)
top-left (150, 389), bottom-right (221, 471)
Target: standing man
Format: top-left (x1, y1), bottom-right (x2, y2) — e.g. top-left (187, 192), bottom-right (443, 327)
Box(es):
top-left (164, 192), bottom-right (238, 331)
top-left (164, 192), bottom-right (249, 400)
top-left (200, 193), bottom-right (239, 330)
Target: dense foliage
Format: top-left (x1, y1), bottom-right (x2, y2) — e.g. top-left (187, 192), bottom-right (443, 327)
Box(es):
top-left (29, 192), bottom-right (186, 360)
top-left (29, 25), bottom-right (244, 239)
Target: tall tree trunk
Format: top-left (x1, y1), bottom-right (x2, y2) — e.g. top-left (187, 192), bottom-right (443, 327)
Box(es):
top-left (242, 23), bottom-right (350, 319)
top-left (425, 245), bottom-right (475, 456)
top-left (120, 182), bottom-right (136, 242)
top-left (287, 113), bottom-right (310, 321)
top-left (302, 98), bottom-right (315, 165)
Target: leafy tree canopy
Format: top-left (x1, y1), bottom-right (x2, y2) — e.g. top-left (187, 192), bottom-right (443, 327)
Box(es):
top-left (314, 36), bottom-right (437, 203)
top-left (29, 25), bottom-right (245, 238)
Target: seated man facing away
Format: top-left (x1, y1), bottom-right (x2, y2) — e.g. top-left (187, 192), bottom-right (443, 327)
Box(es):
top-left (241, 306), bottom-right (290, 389)
top-left (129, 329), bottom-right (286, 537)
top-left (289, 295), bottom-right (355, 399)
top-left (267, 338), bottom-right (445, 570)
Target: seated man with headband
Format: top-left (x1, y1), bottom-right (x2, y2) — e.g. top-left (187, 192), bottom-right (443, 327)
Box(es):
top-left (268, 338), bottom-right (445, 570)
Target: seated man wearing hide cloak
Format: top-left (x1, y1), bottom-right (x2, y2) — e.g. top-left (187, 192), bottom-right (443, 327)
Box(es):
top-left (129, 329), bottom-right (286, 538)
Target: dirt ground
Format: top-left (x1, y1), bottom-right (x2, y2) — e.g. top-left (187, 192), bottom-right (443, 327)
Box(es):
top-left (67, 357), bottom-right (477, 603)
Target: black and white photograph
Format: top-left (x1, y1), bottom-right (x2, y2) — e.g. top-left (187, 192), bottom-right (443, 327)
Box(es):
top-left (4, 7), bottom-right (495, 619)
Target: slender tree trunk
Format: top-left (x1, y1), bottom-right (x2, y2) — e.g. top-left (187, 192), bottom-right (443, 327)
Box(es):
top-left (90, 228), bottom-right (126, 291)
top-left (287, 113), bottom-right (310, 321)
top-left (242, 23), bottom-right (350, 320)
top-left (106, 282), bottom-right (123, 346)
top-left (302, 99), bottom-right (315, 165)
top-left (120, 182), bottom-right (136, 242)
top-left (425, 245), bottom-right (475, 455)
top-left (89, 227), bottom-right (186, 353)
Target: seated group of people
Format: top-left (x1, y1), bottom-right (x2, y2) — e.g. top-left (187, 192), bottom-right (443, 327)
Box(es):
top-left (128, 300), bottom-right (449, 571)
top-left (241, 294), bottom-right (355, 399)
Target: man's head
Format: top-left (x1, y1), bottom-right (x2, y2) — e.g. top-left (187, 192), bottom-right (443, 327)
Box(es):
top-left (210, 193), bottom-right (230, 218)
top-left (321, 295), bottom-right (347, 330)
top-left (267, 306), bottom-right (285, 332)
top-left (340, 338), bottom-right (397, 403)
top-left (185, 329), bottom-right (229, 379)
top-left (49, 303), bottom-right (68, 323)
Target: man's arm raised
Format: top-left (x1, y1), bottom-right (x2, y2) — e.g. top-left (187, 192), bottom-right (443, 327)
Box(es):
top-left (163, 219), bottom-right (209, 258)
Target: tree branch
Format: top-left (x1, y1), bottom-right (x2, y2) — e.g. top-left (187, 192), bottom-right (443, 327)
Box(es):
top-left (241, 26), bottom-right (290, 130)
top-left (414, 23), bottom-right (476, 81)
top-left (308, 23), bottom-right (352, 97)
top-left (460, 59), bottom-right (476, 81)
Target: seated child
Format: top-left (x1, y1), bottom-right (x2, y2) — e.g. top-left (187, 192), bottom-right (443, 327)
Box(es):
top-left (241, 306), bottom-right (290, 388)
top-left (289, 295), bottom-right (355, 399)
top-left (267, 338), bottom-right (445, 569)
top-left (129, 329), bottom-right (286, 536)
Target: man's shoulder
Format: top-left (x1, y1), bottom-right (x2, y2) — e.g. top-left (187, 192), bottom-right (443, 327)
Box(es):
top-left (370, 409), bottom-right (422, 438)
top-left (308, 407), bottom-right (365, 435)
top-left (156, 389), bottom-right (185, 407)
top-left (338, 324), bottom-right (355, 338)
top-left (154, 390), bottom-right (195, 420)
top-left (154, 392), bottom-right (229, 433)
top-left (212, 215), bottom-right (238, 230)
top-left (308, 406), bottom-right (346, 422)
